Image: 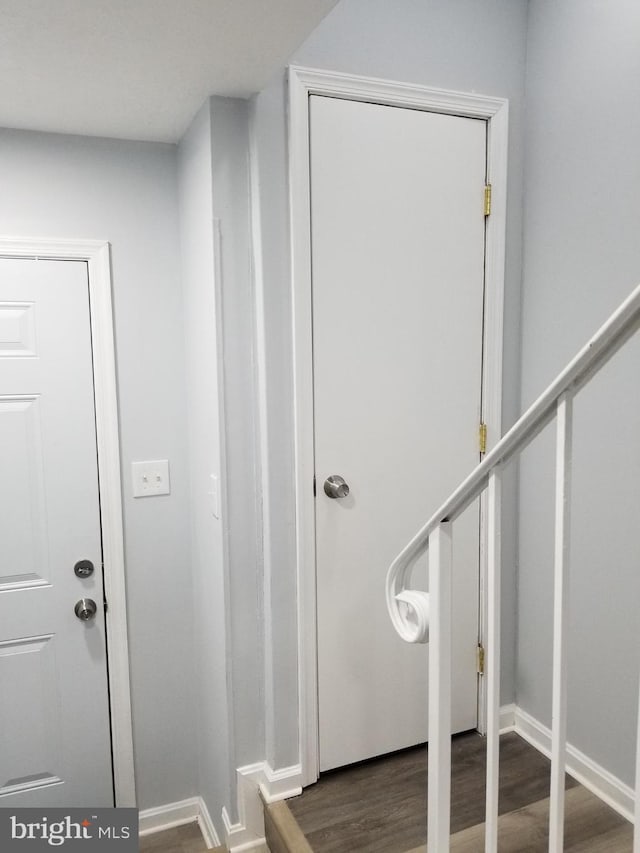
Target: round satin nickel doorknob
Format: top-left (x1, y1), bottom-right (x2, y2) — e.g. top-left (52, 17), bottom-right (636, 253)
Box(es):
top-left (74, 598), bottom-right (98, 621)
top-left (323, 475), bottom-right (350, 499)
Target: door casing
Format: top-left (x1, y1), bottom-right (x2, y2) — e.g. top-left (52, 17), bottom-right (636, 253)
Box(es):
top-left (0, 237), bottom-right (136, 806)
top-left (287, 66), bottom-right (509, 786)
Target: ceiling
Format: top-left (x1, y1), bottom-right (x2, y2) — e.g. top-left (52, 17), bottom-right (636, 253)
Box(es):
top-left (0, 0), bottom-right (338, 143)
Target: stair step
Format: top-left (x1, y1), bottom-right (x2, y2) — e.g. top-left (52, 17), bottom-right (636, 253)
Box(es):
top-left (263, 799), bottom-right (314, 853)
top-left (405, 785), bottom-right (632, 853)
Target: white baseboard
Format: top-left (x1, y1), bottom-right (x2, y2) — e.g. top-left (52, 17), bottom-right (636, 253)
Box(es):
top-left (222, 806), bottom-right (268, 852)
top-left (499, 702), bottom-right (516, 734)
top-left (198, 796), bottom-right (222, 849)
top-left (136, 761), bottom-right (301, 851)
top-left (505, 704), bottom-right (634, 823)
top-left (259, 762), bottom-right (303, 804)
top-left (139, 796), bottom-right (221, 847)
top-left (221, 761), bottom-right (302, 852)
top-left (139, 797), bottom-right (200, 836)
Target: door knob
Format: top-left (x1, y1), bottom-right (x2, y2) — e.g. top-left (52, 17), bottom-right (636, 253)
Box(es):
top-left (323, 475), bottom-right (350, 499)
top-left (74, 598), bottom-right (97, 621)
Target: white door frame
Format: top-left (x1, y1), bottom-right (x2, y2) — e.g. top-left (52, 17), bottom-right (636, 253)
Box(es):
top-left (0, 236), bottom-right (136, 806)
top-left (288, 65), bottom-right (509, 786)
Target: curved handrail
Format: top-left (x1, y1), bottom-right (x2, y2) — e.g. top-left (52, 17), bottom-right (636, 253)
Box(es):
top-left (386, 281), bottom-right (640, 643)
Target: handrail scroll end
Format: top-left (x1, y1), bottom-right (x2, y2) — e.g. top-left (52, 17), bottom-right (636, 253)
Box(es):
top-left (387, 588), bottom-right (430, 644)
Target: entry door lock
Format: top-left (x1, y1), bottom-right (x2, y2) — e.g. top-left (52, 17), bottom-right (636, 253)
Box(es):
top-left (74, 559), bottom-right (94, 578)
top-left (74, 599), bottom-right (97, 621)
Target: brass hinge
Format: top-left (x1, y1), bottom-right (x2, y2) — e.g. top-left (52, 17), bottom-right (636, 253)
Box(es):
top-left (484, 184), bottom-right (492, 216)
top-left (479, 422), bottom-right (488, 455)
top-left (477, 645), bottom-right (485, 676)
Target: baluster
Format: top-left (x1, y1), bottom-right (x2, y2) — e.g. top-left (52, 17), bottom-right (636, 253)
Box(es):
top-left (549, 392), bottom-right (573, 852)
top-left (428, 522), bottom-right (453, 852)
top-left (485, 468), bottom-right (502, 852)
top-left (634, 672), bottom-right (640, 853)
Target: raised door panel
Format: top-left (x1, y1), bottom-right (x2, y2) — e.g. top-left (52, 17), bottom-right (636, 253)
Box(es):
top-left (0, 396), bottom-right (49, 589)
top-left (0, 635), bottom-right (63, 798)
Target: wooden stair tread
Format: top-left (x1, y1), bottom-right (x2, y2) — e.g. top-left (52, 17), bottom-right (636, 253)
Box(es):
top-left (264, 799), bottom-right (314, 853)
top-left (405, 786), bottom-right (632, 853)
top-left (264, 784), bottom-right (631, 853)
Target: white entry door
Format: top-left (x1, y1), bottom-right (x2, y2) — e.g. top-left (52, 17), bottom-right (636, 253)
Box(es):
top-left (311, 95), bottom-right (486, 771)
top-left (0, 257), bottom-right (113, 806)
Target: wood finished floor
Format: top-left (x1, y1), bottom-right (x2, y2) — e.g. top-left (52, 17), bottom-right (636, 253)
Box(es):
top-left (444, 785), bottom-right (632, 852)
top-left (139, 822), bottom-right (214, 853)
top-left (286, 731), bottom-right (629, 853)
top-left (137, 732), bottom-right (632, 852)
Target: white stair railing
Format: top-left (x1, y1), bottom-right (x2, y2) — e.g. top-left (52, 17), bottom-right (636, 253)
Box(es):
top-left (386, 282), bottom-right (640, 853)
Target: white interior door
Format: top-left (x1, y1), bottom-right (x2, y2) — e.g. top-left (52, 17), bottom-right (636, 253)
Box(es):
top-left (311, 95), bottom-right (486, 771)
top-left (0, 257), bottom-right (113, 806)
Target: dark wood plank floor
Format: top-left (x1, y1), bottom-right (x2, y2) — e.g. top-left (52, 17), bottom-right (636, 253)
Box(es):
top-left (287, 731), bottom-right (580, 853)
top-left (135, 733), bottom-right (632, 853)
top-left (444, 785), bottom-right (631, 853)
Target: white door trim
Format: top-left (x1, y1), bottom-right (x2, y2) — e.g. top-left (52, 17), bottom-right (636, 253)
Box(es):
top-left (0, 236), bottom-right (136, 806)
top-left (287, 65), bottom-right (509, 785)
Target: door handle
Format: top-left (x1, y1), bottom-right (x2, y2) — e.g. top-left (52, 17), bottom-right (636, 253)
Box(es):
top-left (74, 599), bottom-right (98, 621)
top-left (323, 475), bottom-right (350, 499)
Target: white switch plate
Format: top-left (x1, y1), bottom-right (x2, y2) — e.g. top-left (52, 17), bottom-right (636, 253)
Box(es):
top-left (132, 460), bottom-right (171, 497)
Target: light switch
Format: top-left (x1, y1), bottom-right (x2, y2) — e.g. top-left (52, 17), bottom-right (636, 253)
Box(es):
top-left (132, 460), bottom-right (171, 497)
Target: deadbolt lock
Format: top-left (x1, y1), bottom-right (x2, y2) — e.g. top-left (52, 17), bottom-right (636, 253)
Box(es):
top-left (74, 559), bottom-right (95, 578)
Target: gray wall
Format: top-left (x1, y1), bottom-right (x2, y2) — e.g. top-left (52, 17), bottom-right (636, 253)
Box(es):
top-left (209, 97), bottom-right (264, 781)
top-left (250, 78), bottom-right (301, 771)
top-left (250, 0), bottom-right (529, 769)
top-left (518, 0), bottom-right (640, 785)
top-left (177, 102), bottom-right (234, 827)
top-left (0, 129), bottom-right (197, 809)
top-left (178, 95), bottom-right (263, 829)
top-left (8, 0), bottom-right (638, 820)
